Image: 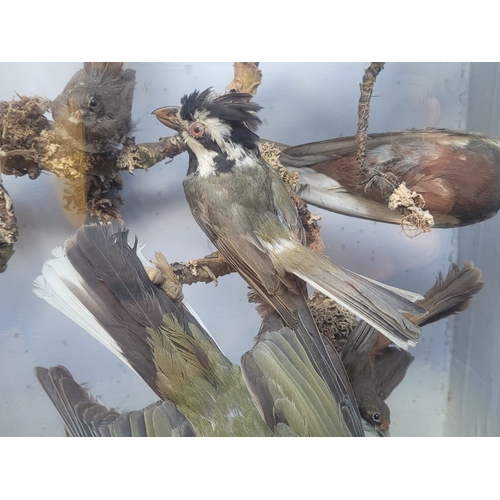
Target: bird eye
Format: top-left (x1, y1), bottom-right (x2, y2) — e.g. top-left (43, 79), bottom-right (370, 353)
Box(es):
top-left (372, 413), bottom-right (381, 422)
top-left (88, 97), bottom-right (99, 110)
top-left (189, 122), bottom-right (204, 138)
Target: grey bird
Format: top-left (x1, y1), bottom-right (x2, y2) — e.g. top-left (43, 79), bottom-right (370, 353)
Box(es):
top-left (153, 89), bottom-right (428, 437)
top-left (51, 62), bottom-right (136, 153)
top-left (341, 261), bottom-right (484, 436)
top-left (34, 223), bottom-right (355, 436)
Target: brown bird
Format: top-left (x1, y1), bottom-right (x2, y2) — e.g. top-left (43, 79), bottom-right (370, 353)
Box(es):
top-left (277, 129), bottom-right (500, 228)
top-left (341, 262), bottom-right (484, 436)
top-left (51, 62), bottom-right (136, 153)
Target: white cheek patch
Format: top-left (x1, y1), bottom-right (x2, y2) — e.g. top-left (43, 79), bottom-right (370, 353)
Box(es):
top-left (183, 132), bottom-right (218, 178)
top-left (186, 111), bottom-right (259, 175)
top-left (202, 116), bottom-right (232, 145)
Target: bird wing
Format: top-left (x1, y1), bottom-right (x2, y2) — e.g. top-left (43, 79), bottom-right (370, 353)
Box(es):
top-left (241, 324), bottom-right (353, 436)
top-left (34, 365), bottom-right (196, 437)
top-left (277, 129), bottom-right (499, 161)
top-left (34, 223), bottom-right (272, 436)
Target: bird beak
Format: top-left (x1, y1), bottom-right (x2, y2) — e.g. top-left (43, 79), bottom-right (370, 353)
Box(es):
top-left (375, 416), bottom-right (391, 437)
top-left (375, 426), bottom-right (390, 437)
top-left (152, 106), bottom-right (181, 131)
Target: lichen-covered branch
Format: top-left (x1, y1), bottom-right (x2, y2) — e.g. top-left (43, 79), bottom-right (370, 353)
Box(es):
top-left (117, 136), bottom-right (186, 173)
top-left (0, 95), bottom-right (185, 224)
top-left (169, 252), bottom-right (234, 286)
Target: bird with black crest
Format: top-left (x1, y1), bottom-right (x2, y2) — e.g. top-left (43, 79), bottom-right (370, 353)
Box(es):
top-left (153, 89), bottom-right (428, 437)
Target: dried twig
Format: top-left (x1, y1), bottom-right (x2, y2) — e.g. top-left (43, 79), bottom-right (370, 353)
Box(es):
top-left (169, 252), bottom-right (234, 286)
top-left (227, 63), bottom-right (262, 95)
top-left (355, 62), bottom-right (385, 174)
top-left (355, 63), bottom-right (433, 235)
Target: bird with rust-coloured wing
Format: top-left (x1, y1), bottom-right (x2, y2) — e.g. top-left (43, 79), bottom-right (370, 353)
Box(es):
top-left (275, 129), bottom-right (500, 228)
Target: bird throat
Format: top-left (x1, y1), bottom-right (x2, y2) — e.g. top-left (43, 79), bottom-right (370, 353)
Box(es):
top-left (186, 135), bottom-right (256, 178)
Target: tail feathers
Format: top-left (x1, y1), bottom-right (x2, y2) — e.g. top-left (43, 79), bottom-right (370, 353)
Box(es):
top-left (33, 223), bottom-right (222, 400)
top-left (286, 244), bottom-right (425, 349)
top-left (242, 325), bottom-right (355, 437)
top-left (343, 261), bottom-right (483, 406)
top-left (33, 250), bottom-right (140, 374)
top-left (292, 169), bottom-right (405, 225)
top-left (411, 262), bottom-right (484, 326)
top-left (34, 365), bottom-right (196, 437)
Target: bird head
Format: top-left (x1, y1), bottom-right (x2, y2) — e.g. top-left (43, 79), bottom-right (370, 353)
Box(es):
top-left (64, 88), bottom-right (105, 129)
top-left (358, 397), bottom-right (391, 437)
top-left (153, 89), bottom-right (263, 177)
top-left (51, 62), bottom-right (135, 150)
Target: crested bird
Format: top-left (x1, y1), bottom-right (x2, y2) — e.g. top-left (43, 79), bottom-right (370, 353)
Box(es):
top-left (51, 62), bottom-right (136, 153)
top-left (275, 129), bottom-right (500, 228)
top-left (153, 89), bottom-right (428, 437)
top-left (34, 223), bottom-right (356, 436)
top-left (341, 261), bottom-right (484, 435)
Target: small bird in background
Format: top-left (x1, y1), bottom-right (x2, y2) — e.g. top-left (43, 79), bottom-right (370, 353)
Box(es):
top-left (153, 89), bottom-right (430, 438)
top-left (276, 129), bottom-right (500, 228)
top-left (34, 223), bottom-right (355, 436)
top-left (51, 62), bottom-right (136, 153)
top-left (341, 262), bottom-right (484, 436)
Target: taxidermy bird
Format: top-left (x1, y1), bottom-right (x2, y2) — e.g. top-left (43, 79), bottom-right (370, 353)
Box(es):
top-left (153, 89), bottom-right (428, 437)
top-left (341, 261), bottom-right (484, 436)
top-left (33, 223), bottom-right (356, 437)
top-left (51, 62), bottom-right (136, 153)
top-left (275, 129), bottom-right (500, 228)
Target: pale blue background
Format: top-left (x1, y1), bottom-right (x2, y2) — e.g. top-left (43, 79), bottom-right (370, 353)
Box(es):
top-left (0, 62), bottom-right (497, 436)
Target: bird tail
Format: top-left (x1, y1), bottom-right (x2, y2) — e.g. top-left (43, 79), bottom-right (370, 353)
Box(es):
top-left (343, 261), bottom-right (483, 397)
top-left (263, 237), bottom-right (426, 349)
top-left (34, 223), bottom-right (369, 436)
top-left (33, 222), bottom-right (225, 401)
top-left (34, 365), bottom-right (196, 437)
top-left (409, 261), bottom-right (484, 326)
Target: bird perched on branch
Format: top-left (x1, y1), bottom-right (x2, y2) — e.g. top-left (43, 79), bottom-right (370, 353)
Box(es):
top-left (276, 129), bottom-right (500, 228)
top-left (153, 89), bottom-right (427, 437)
top-left (341, 261), bottom-right (484, 436)
top-left (51, 62), bottom-right (136, 153)
top-left (34, 223), bottom-right (355, 436)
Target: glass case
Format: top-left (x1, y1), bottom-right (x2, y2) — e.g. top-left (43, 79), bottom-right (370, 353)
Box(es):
top-left (1, 62), bottom-right (498, 436)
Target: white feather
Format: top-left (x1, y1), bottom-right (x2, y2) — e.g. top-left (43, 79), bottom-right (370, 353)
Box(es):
top-left (33, 247), bottom-right (134, 371)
